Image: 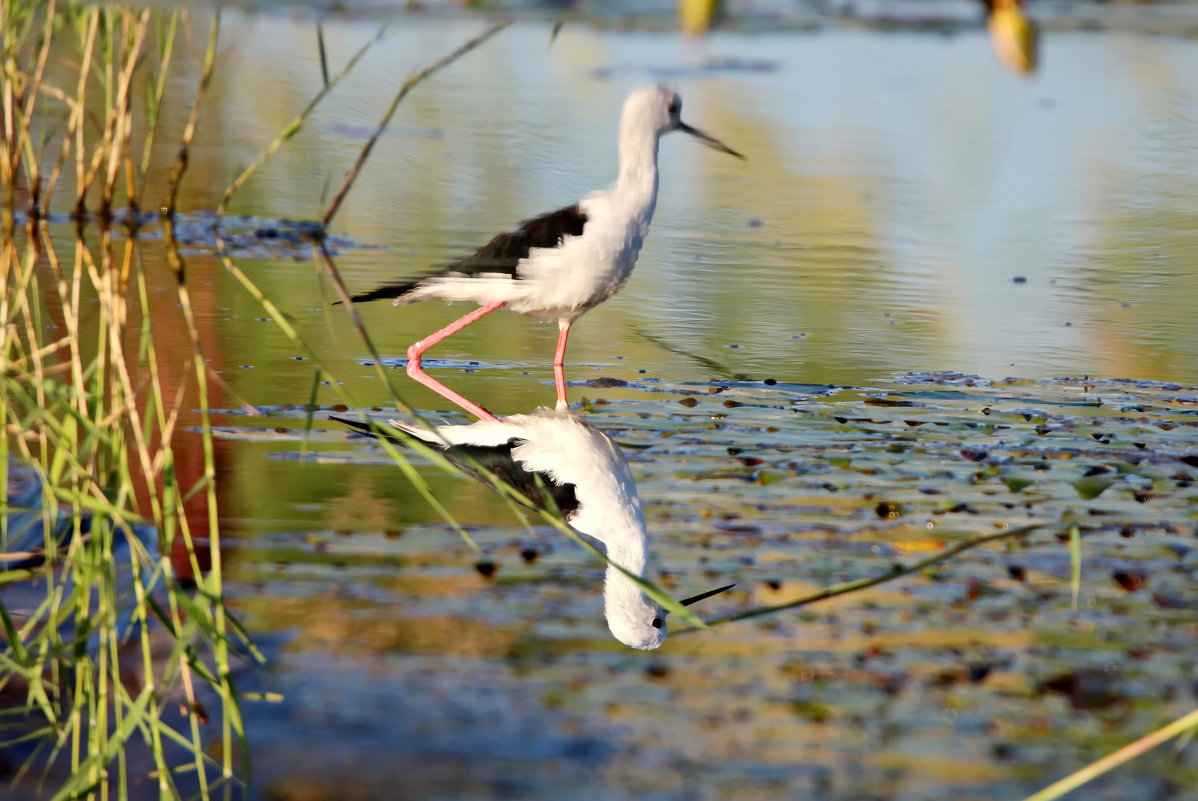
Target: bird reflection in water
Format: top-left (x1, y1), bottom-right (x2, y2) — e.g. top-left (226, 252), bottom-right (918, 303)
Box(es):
top-left (332, 409), bottom-right (733, 649)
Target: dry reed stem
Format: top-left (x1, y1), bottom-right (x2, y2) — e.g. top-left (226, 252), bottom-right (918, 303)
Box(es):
top-left (70, 13), bottom-right (101, 215)
top-left (11, 0), bottom-right (58, 214)
top-left (162, 10), bottom-right (219, 216)
top-left (36, 83), bottom-right (81, 214)
top-left (317, 243), bottom-right (411, 414)
top-left (102, 9), bottom-right (151, 213)
top-left (217, 20), bottom-right (389, 216)
top-left (136, 11), bottom-right (180, 200)
top-left (78, 10), bottom-right (150, 216)
top-left (321, 20), bottom-right (510, 226)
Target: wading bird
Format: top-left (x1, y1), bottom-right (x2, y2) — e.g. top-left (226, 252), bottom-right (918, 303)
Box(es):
top-left (345, 83), bottom-right (743, 420)
top-left (331, 408), bottom-right (734, 649)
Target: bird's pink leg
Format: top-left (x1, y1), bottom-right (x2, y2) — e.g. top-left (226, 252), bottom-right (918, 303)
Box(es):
top-left (553, 320), bottom-right (571, 410)
top-left (406, 301), bottom-right (505, 422)
top-left (553, 320), bottom-right (571, 366)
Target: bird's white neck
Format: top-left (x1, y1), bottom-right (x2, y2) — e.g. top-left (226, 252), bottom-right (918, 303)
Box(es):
top-left (615, 121), bottom-right (661, 210)
top-left (602, 533), bottom-right (650, 619)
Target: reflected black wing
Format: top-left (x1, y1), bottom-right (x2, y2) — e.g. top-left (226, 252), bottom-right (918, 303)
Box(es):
top-left (345, 203), bottom-right (588, 304)
top-left (330, 416), bottom-right (580, 518)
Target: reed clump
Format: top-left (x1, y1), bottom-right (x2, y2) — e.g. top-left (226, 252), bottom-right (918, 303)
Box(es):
top-left (2, 3), bottom-right (249, 797)
top-left (0, 6), bottom-right (602, 798)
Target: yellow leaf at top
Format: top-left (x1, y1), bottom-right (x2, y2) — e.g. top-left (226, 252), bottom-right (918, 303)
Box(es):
top-left (988, 0), bottom-right (1039, 76)
top-left (679, 0), bottom-right (723, 37)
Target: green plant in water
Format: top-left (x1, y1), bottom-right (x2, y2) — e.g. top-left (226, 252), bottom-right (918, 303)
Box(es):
top-left (1, 2), bottom-right (251, 798)
top-left (1, 223), bottom-right (255, 800)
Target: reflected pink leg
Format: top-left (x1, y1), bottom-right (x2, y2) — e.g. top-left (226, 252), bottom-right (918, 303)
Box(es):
top-left (554, 364), bottom-right (568, 410)
top-left (406, 301), bottom-right (505, 422)
top-left (553, 321), bottom-right (571, 410)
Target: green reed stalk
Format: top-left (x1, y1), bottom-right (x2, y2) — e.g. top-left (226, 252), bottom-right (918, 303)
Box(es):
top-left (217, 20), bottom-right (389, 216)
top-left (68, 12), bottom-right (100, 217)
top-left (1022, 707), bottom-right (1198, 801)
top-left (2, 5), bottom-right (249, 789)
top-left (162, 10), bottom-right (218, 216)
top-left (13, 0), bottom-right (57, 216)
top-left (321, 20), bottom-right (510, 226)
top-left (316, 23), bottom-right (330, 87)
top-left (691, 522), bottom-right (1048, 629)
top-left (3, 222), bottom-right (252, 798)
top-left (137, 10), bottom-right (181, 202)
top-left (166, 233), bottom-right (238, 784)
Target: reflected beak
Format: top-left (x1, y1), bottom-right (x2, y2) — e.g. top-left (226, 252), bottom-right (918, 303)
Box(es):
top-left (676, 122), bottom-right (745, 160)
top-left (678, 583), bottom-right (736, 607)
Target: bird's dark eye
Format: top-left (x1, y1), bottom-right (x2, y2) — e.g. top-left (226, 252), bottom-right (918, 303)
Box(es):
top-left (651, 617), bottom-right (663, 629)
top-left (667, 100), bottom-right (679, 115)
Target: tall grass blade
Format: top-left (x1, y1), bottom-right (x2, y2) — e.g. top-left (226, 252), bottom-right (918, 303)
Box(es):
top-left (217, 21), bottom-right (389, 215)
top-left (162, 10), bottom-right (218, 215)
top-left (1021, 707), bottom-right (1198, 801)
top-left (1069, 524), bottom-right (1081, 612)
top-left (692, 523), bottom-right (1048, 630)
top-left (321, 20), bottom-right (510, 226)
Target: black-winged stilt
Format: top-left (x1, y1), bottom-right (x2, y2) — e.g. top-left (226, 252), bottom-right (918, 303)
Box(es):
top-left (331, 408), bottom-right (735, 649)
top-left (346, 83), bottom-right (743, 420)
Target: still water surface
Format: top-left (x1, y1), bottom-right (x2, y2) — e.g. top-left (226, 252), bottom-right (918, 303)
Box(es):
top-left (15, 8), bottom-right (1198, 800)
top-left (186, 15), bottom-right (1198, 410)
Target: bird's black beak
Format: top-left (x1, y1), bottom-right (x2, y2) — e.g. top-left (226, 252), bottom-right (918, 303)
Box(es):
top-left (678, 583), bottom-right (736, 607)
top-left (676, 121), bottom-right (745, 160)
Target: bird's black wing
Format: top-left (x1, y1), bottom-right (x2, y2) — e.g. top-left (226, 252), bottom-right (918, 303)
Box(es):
top-left (344, 203), bottom-right (588, 304)
top-left (330, 416), bottom-right (580, 518)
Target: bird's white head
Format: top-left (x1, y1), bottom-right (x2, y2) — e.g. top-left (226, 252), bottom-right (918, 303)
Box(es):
top-left (620, 83), bottom-right (744, 159)
top-left (621, 83), bottom-right (685, 138)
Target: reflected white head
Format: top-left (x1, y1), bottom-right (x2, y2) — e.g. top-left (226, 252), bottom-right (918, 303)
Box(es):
top-left (607, 593), bottom-right (668, 651)
top-left (605, 581), bottom-right (737, 651)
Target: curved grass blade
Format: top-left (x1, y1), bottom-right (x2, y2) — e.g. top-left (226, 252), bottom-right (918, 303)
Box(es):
top-left (684, 523), bottom-right (1047, 631)
top-left (1021, 707), bottom-right (1198, 801)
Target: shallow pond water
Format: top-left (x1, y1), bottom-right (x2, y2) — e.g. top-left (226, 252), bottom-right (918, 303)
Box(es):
top-left (5, 5), bottom-right (1198, 800)
top-left (90, 11), bottom-right (1198, 405)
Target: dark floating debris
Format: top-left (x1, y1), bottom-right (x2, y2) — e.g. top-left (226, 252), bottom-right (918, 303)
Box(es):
top-left (583, 377), bottom-right (629, 388)
top-left (864, 397), bottom-right (918, 408)
top-left (1039, 668), bottom-right (1129, 712)
top-left (20, 208), bottom-right (379, 259)
top-left (1112, 571), bottom-right (1146, 593)
top-left (645, 663), bottom-right (671, 680)
top-left (875, 501), bottom-right (902, 520)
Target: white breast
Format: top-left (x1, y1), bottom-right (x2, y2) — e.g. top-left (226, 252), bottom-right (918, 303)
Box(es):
top-left (508, 191), bottom-right (655, 321)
